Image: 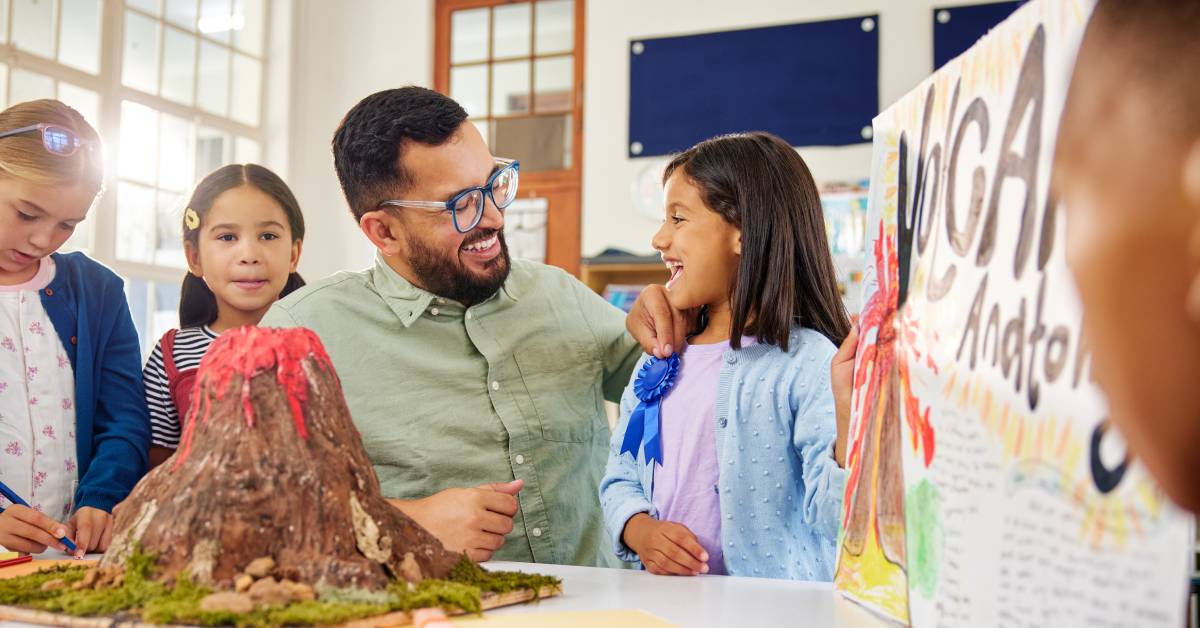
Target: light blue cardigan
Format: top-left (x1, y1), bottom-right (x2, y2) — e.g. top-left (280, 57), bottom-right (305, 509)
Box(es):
top-left (599, 327), bottom-right (846, 581)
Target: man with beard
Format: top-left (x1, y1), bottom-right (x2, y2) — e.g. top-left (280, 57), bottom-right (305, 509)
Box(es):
top-left (262, 87), bottom-right (683, 566)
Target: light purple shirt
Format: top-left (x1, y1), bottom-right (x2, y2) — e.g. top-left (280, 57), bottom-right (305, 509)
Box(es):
top-left (652, 338), bottom-right (751, 575)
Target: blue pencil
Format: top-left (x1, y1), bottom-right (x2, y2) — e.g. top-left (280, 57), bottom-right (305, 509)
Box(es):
top-left (0, 480), bottom-right (78, 553)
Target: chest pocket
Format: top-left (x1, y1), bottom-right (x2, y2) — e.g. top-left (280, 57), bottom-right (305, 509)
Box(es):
top-left (514, 341), bottom-right (602, 442)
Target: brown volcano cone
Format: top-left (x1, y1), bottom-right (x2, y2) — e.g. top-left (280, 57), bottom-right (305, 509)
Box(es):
top-left (100, 326), bottom-right (460, 590)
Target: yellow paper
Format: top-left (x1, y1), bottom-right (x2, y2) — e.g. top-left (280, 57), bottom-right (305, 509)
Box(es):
top-left (454, 609), bottom-right (676, 627)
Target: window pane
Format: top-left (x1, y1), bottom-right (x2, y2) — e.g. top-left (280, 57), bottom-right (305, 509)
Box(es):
top-left (155, 191), bottom-right (186, 267)
top-left (12, 0), bottom-right (54, 58)
top-left (197, 40), bottom-right (230, 116)
top-left (198, 0), bottom-right (233, 43)
top-left (165, 0), bottom-right (198, 30)
top-left (59, 0), bottom-right (102, 74)
top-left (56, 83), bottom-right (100, 130)
top-left (195, 126), bottom-right (228, 179)
top-left (232, 0), bottom-right (264, 56)
top-left (230, 54), bottom-right (260, 125)
top-left (0, 65), bottom-right (8, 107)
top-left (533, 56), bottom-right (572, 113)
top-left (451, 8), bottom-right (489, 64)
top-left (234, 136), bottom-right (260, 163)
top-left (493, 114), bottom-right (570, 173)
top-left (119, 100), bottom-right (159, 185)
top-left (152, 282), bottom-right (181, 341)
top-left (492, 60), bottom-right (531, 116)
top-left (162, 27), bottom-right (197, 105)
top-left (450, 65), bottom-right (488, 118)
top-left (493, 3), bottom-right (531, 58)
top-left (0, 0), bottom-right (8, 45)
top-left (122, 10), bottom-right (161, 94)
top-left (158, 113), bottom-right (193, 192)
top-left (9, 69), bottom-right (54, 103)
top-left (126, 0), bottom-right (161, 16)
top-left (535, 0), bottom-right (573, 55)
top-left (126, 279), bottom-right (150, 353)
top-left (116, 182), bottom-right (157, 263)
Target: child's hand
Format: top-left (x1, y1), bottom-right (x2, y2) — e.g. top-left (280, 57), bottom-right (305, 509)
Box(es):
top-left (622, 513), bottom-right (709, 576)
top-left (0, 505), bottom-right (72, 554)
top-left (831, 318), bottom-right (859, 468)
top-left (67, 507), bottom-right (114, 556)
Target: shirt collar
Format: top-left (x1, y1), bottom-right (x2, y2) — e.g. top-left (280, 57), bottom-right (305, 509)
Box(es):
top-left (370, 252), bottom-right (525, 327)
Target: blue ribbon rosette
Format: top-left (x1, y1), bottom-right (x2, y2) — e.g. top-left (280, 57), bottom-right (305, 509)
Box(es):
top-left (619, 353), bottom-right (681, 466)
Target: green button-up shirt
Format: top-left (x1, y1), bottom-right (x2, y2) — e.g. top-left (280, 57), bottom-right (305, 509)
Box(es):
top-left (261, 254), bottom-right (640, 567)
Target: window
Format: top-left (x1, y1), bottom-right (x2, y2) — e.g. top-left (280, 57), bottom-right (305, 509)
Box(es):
top-left (0, 0), bottom-right (269, 357)
top-left (436, 0), bottom-right (585, 275)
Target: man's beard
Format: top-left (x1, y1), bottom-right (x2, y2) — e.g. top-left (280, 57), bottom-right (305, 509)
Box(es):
top-left (406, 228), bottom-right (511, 306)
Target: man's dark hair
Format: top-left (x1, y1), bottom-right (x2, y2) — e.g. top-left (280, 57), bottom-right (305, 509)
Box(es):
top-left (332, 86), bottom-right (468, 222)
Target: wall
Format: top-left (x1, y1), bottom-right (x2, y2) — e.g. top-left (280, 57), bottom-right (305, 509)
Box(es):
top-left (283, 0), bottom-right (1003, 276)
top-left (283, 0), bottom-right (434, 279)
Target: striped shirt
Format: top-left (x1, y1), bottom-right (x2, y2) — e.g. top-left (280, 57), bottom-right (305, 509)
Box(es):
top-left (142, 326), bottom-right (217, 448)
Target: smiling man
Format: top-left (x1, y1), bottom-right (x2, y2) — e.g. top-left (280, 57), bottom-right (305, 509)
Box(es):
top-left (261, 87), bottom-right (679, 567)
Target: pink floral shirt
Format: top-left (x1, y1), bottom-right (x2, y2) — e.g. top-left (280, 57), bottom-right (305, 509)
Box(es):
top-left (0, 256), bottom-right (78, 525)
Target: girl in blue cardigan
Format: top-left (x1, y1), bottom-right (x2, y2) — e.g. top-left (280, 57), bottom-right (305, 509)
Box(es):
top-left (0, 100), bottom-right (149, 556)
top-left (600, 132), bottom-right (851, 580)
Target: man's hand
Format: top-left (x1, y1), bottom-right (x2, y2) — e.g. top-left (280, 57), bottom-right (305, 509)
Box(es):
top-left (626, 284), bottom-right (692, 358)
top-left (831, 319), bottom-right (859, 468)
top-left (390, 480), bottom-right (523, 562)
top-left (622, 513), bottom-right (708, 576)
top-left (0, 506), bottom-right (71, 554)
top-left (68, 507), bottom-right (113, 557)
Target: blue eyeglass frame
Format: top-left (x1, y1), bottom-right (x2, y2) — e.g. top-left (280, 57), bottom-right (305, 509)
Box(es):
top-left (0, 123), bottom-right (95, 157)
top-left (377, 158), bottom-right (520, 233)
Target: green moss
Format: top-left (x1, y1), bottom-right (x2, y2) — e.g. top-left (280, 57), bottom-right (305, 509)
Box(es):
top-left (0, 564), bottom-right (88, 606)
top-left (0, 551), bottom-right (559, 626)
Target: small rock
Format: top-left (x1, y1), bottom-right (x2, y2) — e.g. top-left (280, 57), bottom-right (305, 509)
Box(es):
top-left (244, 557), bottom-right (275, 579)
top-left (39, 579), bottom-right (66, 592)
top-left (400, 552), bottom-right (424, 584)
top-left (199, 592), bottom-right (254, 614)
top-left (280, 579), bottom-right (315, 602)
top-left (80, 569), bottom-right (100, 588)
top-left (234, 573), bottom-right (254, 593)
top-left (71, 581), bottom-right (86, 590)
top-left (247, 577), bottom-right (291, 606)
top-left (112, 574), bottom-right (124, 588)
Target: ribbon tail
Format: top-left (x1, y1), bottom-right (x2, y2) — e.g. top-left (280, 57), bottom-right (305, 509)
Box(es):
top-left (643, 401), bottom-right (663, 466)
top-left (620, 403), bottom-right (647, 459)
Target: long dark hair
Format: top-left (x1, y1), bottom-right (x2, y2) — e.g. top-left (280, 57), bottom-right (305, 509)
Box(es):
top-left (663, 132), bottom-right (850, 350)
top-left (179, 164), bottom-right (306, 328)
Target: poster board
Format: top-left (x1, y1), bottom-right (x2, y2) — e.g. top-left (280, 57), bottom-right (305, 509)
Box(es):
top-left (834, 1), bottom-right (1195, 626)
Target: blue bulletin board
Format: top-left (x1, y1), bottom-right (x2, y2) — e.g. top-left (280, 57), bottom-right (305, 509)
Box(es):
top-left (628, 15), bottom-right (880, 158)
top-left (932, 2), bottom-right (1025, 70)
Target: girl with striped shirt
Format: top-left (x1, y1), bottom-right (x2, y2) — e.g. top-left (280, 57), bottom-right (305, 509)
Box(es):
top-left (143, 164), bottom-right (306, 467)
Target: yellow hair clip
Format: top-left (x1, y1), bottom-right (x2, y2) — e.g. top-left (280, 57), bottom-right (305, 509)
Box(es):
top-left (184, 207), bottom-right (200, 230)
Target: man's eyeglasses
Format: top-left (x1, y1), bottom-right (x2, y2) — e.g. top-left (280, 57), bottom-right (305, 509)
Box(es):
top-left (0, 123), bottom-right (96, 158)
top-left (378, 158), bottom-right (519, 234)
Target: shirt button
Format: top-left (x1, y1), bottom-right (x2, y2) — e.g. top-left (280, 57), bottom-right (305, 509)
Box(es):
top-left (515, 454), bottom-right (525, 465)
top-left (713, 485), bottom-right (720, 494)
top-left (491, 381), bottom-right (500, 391)
top-left (430, 307), bottom-right (440, 316)
top-left (719, 417), bottom-right (728, 428)
top-left (725, 354), bottom-right (737, 364)
top-left (466, 311), bottom-right (473, 320)
top-left (43, 288), bottom-right (54, 296)
top-left (531, 527), bottom-right (542, 537)
top-left (69, 336), bottom-right (77, 345)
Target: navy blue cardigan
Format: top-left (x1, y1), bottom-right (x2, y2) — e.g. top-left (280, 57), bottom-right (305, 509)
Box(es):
top-left (38, 252), bottom-right (149, 512)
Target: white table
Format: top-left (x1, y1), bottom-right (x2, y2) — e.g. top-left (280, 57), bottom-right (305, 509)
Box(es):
top-left (6, 553), bottom-right (893, 627)
top-left (482, 561), bottom-right (893, 628)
